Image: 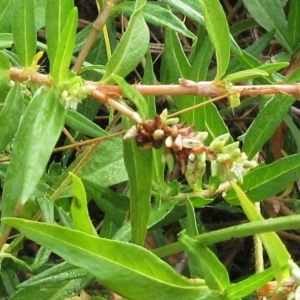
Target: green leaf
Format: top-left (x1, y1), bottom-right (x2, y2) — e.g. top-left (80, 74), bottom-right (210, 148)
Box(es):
top-left (224, 69), bottom-right (269, 83)
top-left (123, 116), bottom-right (152, 245)
top-left (0, 84), bottom-right (23, 152)
top-left (162, 0), bottom-right (204, 25)
top-left (3, 218), bottom-right (210, 300)
top-left (70, 173), bottom-right (97, 236)
top-left (225, 152), bottom-right (300, 204)
top-left (203, 104), bottom-right (231, 143)
top-left (51, 8), bottom-right (78, 83)
top-left (113, 74), bottom-right (148, 120)
top-left (199, 0), bottom-right (230, 80)
top-left (0, 49), bottom-right (10, 70)
top-left (18, 262), bottom-right (89, 288)
top-left (52, 137), bottom-right (128, 190)
top-left (0, 33), bottom-right (13, 49)
top-left (1, 87), bottom-right (66, 234)
top-left (45, 0), bottom-right (73, 69)
top-left (185, 197), bottom-right (199, 237)
top-left (183, 35), bottom-right (214, 130)
top-left (12, 0), bottom-right (36, 68)
top-left (242, 95), bottom-right (294, 159)
top-left (101, 4), bottom-right (149, 83)
top-left (0, 0), bottom-right (13, 33)
top-left (179, 231), bottom-right (230, 291)
top-left (113, 200), bottom-right (178, 242)
top-left (76, 137), bottom-right (128, 187)
top-left (258, 62), bottom-right (289, 74)
top-left (65, 110), bottom-right (108, 138)
top-left (83, 180), bottom-right (129, 230)
top-left (231, 182), bottom-right (290, 282)
top-left (10, 277), bottom-right (92, 300)
top-left (229, 30), bottom-right (275, 75)
top-left (164, 28), bottom-right (191, 80)
top-left (288, 0), bottom-right (300, 49)
top-left (142, 51), bottom-right (168, 193)
top-left (118, 2), bottom-right (196, 43)
top-left (242, 0), bottom-right (293, 52)
top-left (225, 268), bottom-right (274, 299)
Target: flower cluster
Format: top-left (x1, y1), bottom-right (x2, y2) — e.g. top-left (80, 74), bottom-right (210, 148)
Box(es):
top-left (124, 109), bottom-right (257, 192)
top-left (59, 76), bottom-right (95, 110)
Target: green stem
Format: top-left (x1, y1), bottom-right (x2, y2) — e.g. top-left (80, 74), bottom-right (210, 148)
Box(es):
top-left (151, 215), bottom-right (300, 257)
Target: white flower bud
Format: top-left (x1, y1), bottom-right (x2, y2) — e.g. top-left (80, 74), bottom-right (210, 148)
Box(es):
top-left (165, 136), bottom-right (173, 148)
top-left (173, 134), bottom-right (183, 151)
top-left (193, 131), bottom-right (208, 142)
top-left (182, 138), bottom-right (201, 149)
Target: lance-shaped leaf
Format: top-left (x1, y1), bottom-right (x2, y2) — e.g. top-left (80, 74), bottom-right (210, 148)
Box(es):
top-left (3, 218), bottom-right (210, 300)
top-left (288, 0), bottom-right (300, 49)
top-left (179, 231), bottom-right (230, 291)
top-left (65, 110), bottom-right (108, 138)
top-left (122, 116), bottom-right (152, 245)
top-left (225, 268), bottom-right (274, 299)
top-left (242, 95), bottom-right (294, 159)
top-left (118, 1), bottom-right (196, 43)
top-left (231, 182), bottom-right (290, 283)
top-left (101, 3), bottom-right (149, 83)
top-left (45, 0), bottom-right (73, 68)
top-left (12, 0), bottom-right (36, 68)
top-left (113, 74), bottom-right (148, 120)
top-left (243, 0), bottom-right (293, 53)
top-left (199, 0), bottom-right (230, 80)
top-left (162, 0), bottom-right (204, 25)
top-left (50, 8), bottom-right (78, 83)
top-left (225, 151), bottom-right (300, 204)
top-left (70, 173), bottom-right (97, 236)
top-left (0, 87), bottom-right (66, 234)
top-left (0, 83), bottom-right (23, 153)
top-left (18, 262), bottom-right (89, 288)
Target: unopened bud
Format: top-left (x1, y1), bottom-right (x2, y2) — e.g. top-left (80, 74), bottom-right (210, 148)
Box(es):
top-left (230, 148), bottom-right (241, 160)
top-left (159, 109), bottom-right (168, 123)
top-left (153, 129), bottom-right (165, 140)
top-left (182, 138), bottom-right (201, 149)
top-left (211, 160), bottom-right (218, 177)
top-left (188, 152), bottom-right (195, 162)
top-left (193, 131), bottom-right (208, 142)
top-left (243, 160), bottom-right (258, 169)
top-left (221, 141), bottom-right (239, 154)
top-left (164, 118), bottom-right (180, 126)
top-left (173, 134), bottom-right (183, 151)
top-left (165, 136), bottom-right (173, 148)
top-left (216, 153), bottom-right (231, 164)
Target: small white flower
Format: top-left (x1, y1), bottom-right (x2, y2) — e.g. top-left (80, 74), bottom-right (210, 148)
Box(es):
top-left (231, 161), bottom-right (245, 183)
top-left (231, 162), bottom-right (245, 176)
